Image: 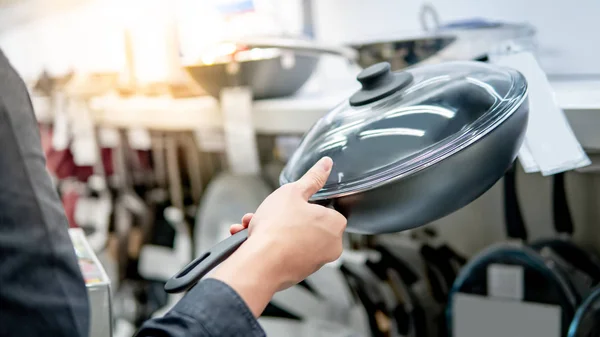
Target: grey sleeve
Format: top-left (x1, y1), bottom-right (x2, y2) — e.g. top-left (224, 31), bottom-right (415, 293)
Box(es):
top-left (136, 279), bottom-right (266, 337)
top-left (0, 50), bottom-right (90, 336)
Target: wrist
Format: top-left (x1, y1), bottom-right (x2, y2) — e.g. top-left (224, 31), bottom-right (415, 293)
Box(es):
top-left (209, 238), bottom-right (282, 317)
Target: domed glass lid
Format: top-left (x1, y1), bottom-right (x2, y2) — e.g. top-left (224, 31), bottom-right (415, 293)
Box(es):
top-left (280, 61), bottom-right (528, 200)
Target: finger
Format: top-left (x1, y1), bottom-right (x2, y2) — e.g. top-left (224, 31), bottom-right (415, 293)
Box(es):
top-left (229, 224), bottom-right (245, 235)
top-left (294, 156), bottom-right (333, 200)
top-left (241, 213), bottom-right (254, 227)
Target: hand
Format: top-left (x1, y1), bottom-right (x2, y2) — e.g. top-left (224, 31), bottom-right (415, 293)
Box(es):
top-left (211, 157), bottom-right (347, 317)
top-left (229, 213), bottom-right (253, 235)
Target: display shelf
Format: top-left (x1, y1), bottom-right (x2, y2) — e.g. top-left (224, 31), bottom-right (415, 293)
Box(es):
top-left (87, 88), bottom-right (355, 134)
top-left (36, 79), bottom-right (600, 151)
top-left (551, 77), bottom-right (600, 111)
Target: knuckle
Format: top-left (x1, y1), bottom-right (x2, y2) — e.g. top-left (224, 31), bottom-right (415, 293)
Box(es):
top-left (288, 182), bottom-right (305, 193)
top-left (330, 242), bottom-right (344, 261)
top-left (311, 174), bottom-right (325, 188)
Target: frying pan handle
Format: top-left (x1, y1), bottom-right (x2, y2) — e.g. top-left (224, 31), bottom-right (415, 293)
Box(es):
top-left (228, 37), bottom-right (358, 62)
top-left (503, 162), bottom-right (528, 241)
top-left (552, 172), bottom-right (574, 235)
top-left (164, 229), bottom-right (249, 293)
top-left (419, 3), bottom-right (441, 32)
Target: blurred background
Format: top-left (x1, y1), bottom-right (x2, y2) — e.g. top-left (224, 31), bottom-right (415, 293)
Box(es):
top-left (3, 0), bottom-right (600, 336)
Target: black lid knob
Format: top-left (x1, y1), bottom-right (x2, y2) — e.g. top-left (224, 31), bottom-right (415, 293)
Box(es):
top-left (349, 62), bottom-right (413, 107)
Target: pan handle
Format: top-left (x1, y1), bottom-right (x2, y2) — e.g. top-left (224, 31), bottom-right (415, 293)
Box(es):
top-left (552, 172), bottom-right (574, 235)
top-left (503, 162), bottom-right (528, 241)
top-left (227, 37), bottom-right (358, 62)
top-left (419, 3), bottom-right (441, 32)
top-left (164, 229), bottom-right (249, 293)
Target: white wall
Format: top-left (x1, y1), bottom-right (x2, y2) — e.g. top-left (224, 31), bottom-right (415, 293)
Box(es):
top-left (0, 0), bottom-right (128, 81)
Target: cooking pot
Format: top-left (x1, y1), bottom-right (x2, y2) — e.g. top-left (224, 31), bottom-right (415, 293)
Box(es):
top-left (184, 37), bottom-right (357, 100)
top-left (165, 59), bottom-right (529, 293)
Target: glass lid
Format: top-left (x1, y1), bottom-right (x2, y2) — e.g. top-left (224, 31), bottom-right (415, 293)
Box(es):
top-left (280, 61), bottom-right (527, 199)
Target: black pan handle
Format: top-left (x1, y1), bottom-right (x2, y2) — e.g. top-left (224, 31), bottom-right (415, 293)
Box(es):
top-left (552, 172), bottom-right (574, 235)
top-left (164, 229), bottom-right (249, 293)
top-left (503, 162), bottom-right (528, 241)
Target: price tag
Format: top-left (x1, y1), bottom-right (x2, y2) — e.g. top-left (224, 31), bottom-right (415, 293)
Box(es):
top-left (518, 143), bottom-right (540, 173)
top-left (487, 264), bottom-right (524, 300)
top-left (491, 51), bottom-right (590, 175)
top-left (453, 293), bottom-right (561, 337)
top-left (71, 137), bottom-right (98, 166)
top-left (127, 128), bottom-right (152, 151)
top-left (98, 127), bottom-right (120, 148)
top-left (52, 112), bottom-right (70, 151)
top-left (74, 197), bottom-right (97, 226)
top-left (70, 103), bottom-right (98, 166)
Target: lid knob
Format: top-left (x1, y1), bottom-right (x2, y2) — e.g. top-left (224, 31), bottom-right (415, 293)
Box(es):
top-left (349, 62), bottom-right (413, 107)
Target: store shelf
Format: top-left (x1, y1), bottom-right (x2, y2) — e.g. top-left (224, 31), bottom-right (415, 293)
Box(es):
top-left (87, 88), bottom-right (355, 134)
top-left (551, 77), bottom-right (600, 111)
top-left (34, 78), bottom-right (600, 151)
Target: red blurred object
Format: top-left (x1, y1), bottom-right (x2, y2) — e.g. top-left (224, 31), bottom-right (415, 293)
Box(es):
top-left (39, 124), bottom-right (114, 181)
top-left (101, 148), bottom-right (115, 176)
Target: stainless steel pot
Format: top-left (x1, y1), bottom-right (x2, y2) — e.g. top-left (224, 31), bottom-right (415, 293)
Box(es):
top-left (184, 37), bottom-right (357, 100)
top-left (165, 60), bottom-right (529, 293)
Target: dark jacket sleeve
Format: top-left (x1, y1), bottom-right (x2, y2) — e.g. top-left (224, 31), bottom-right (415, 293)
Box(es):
top-left (0, 49), bottom-right (90, 337)
top-left (136, 279), bottom-right (266, 337)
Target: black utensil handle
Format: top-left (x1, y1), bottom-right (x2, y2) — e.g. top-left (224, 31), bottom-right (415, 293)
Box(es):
top-left (503, 162), bottom-right (528, 241)
top-left (552, 172), bottom-right (574, 235)
top-left (164, 229), bottom-right (249, 293)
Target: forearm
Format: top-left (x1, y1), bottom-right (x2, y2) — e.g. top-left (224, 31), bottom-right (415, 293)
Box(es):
top-left (136, 279), bottom-right (266, 337)
top-left (210, 238), bottom-right (281, 317)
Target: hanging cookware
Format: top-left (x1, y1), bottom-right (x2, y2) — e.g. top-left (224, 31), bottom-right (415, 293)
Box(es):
top-left (529, 173), bottom-right (600, 284)
top-left (365, 240), bottom-right (430, 337)
top-left (568, 285), bottom-right (600, 337)
top-left (447, 166), bottom-right (596, 337)
top-left (341, 261), bottom-right (398, 337)
top-left (351, 3), bottom-right (535, 70)
top-left (412, 227), bottom-right (467, 304)
top-left (165, 60), bottom-right (529, 294)
top-left (184, 37), bottom-right (357, 100)
top-left (374, 234), bottom-right (453, 337)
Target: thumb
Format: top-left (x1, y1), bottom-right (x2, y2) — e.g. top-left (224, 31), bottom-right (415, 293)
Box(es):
top-left (295, 157), bottom-right (333, 200)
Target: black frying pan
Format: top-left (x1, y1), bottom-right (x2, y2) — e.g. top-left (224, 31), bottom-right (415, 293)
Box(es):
top-left (164, 62), bottom-right (529, 294)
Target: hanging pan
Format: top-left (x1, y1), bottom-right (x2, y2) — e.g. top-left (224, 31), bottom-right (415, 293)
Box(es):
top-left (568, 285), bottom-right (600, 337)
top-left (529, 173), bottom-right (600, 284)
top-left (165, 60), bottom-right (529, 294)
top-left (447, 166), bottom-right (598, 337)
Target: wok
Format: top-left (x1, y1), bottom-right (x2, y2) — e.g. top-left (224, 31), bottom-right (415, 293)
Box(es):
top-left (184, 37), bottom-right (358, 100)
top-left (165, 60), bottom-right (529, 293)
